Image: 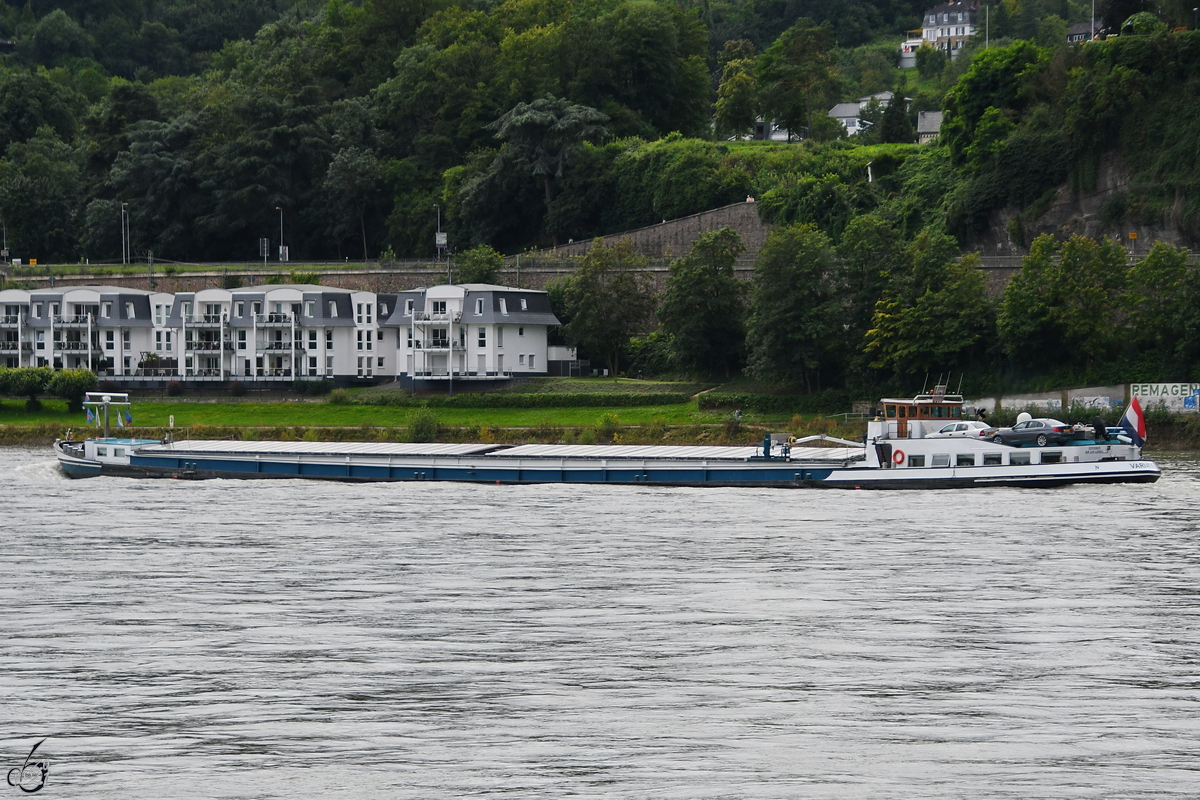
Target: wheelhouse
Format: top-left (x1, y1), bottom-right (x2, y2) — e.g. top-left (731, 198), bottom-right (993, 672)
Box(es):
top-left (881, 389), bottom-right (964, 438)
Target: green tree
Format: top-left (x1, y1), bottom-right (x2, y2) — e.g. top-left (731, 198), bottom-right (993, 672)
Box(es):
top-left (714, 57), bottom-right (759, 140)
top-left (865, 231), bottom-right (993, 376)
top-left (558, 238), bottom-right (654, 376)
top-left (454, 244), bottom-right (504, 284)
top-left (483, 95), bottom-right (608, 243)
top-left (323, 146), bottom-right (384, 261)
top-left (1125, 240), bottom-right (1189, 358)
top-left (657, 227), bottom-right (746, 376)
top-left (0, 126), bottom-right (85, 262)
top-left (4, 366), bottom-right (53, 410)
top-left (745, 223), bottom-right (845, 389)
top-left (48, 369), bottom-right (98, 413)
top-left (757, 18), bottom-right (838, 140)
top-left (997, 233), bottom-right (1060, 359)
top-left (879, 90), bottom-right (915, 144)
top-left (914, 44), bottom-right (947, 80)
top-left (836, 214), bottom-right (904, 353)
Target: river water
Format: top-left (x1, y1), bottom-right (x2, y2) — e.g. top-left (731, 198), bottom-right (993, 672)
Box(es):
top-left (2, 447), bottom-right (1199, 798)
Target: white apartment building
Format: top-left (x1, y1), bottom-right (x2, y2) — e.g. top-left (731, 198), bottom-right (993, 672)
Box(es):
top-left (383, 284), bottom-right (560, 387)
top-left (2, 283), bottom-right (563, 387)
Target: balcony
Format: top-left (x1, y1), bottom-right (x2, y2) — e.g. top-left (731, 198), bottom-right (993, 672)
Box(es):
top-left (0, 314), bottom-right (23, 327)
top-left (184, 314), bottom-right (225, 326)
top-left (258, 368), bottom-right (293, 378)
top-left (0, 341), bottom-right (31, 351)
top-left (52, 314), bottom-right (92, 326)
top-left (412, 340), bottom-right (465, 352)
top-left (56, 341), bottom-right (103, 353)
top-left (260, 341), bottom-right (301, 351)
top-left (255, 313), bottom-right (293, 326)
top-left (185, 341), bottom-right (231, 352)
top-left (413, 311), bottom-right (462, 322)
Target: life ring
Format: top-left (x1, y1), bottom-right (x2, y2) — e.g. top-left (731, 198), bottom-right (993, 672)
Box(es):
top-left (892, 449), bottom-right (906, 465)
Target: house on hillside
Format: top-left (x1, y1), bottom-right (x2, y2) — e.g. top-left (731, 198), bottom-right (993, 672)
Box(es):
top-left (1066, 22), bottom-right (1094, 42)
top-left (382, 284), bottom-right (561, 389)
top-left (828, 92), bottom-right (907, 136)
top-left (917, 111), bottom-right (943, 144)
top-left (921, 1), bottom-right (979, 56)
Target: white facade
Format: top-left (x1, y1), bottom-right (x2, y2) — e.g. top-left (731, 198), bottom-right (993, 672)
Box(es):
top-left (922, 1), bottom-right (978, 55)
top-left (4, 283), bottom-right (560, 386)
top-left (385, 284), bottom-right (560, 383)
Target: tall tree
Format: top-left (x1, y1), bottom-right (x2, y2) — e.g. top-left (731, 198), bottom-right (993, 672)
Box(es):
top-left (658, 227), bottom-right (746, 375)
top-left (484, 95), bottom-right (607, 244)
top-left (756, 18), bottom-right (838, 140)
top-left (745, 223), bottom-right (845, 389)
top-left (558, 238), bottom-right (654, 376)
top-left (864, 230), bottom-right (993, 376)
top-left (323, 146), bottom-right (384, 260)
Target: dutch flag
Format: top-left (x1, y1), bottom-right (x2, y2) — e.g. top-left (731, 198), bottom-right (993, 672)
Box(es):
top-left (1121, 396), bottom-right (1147, 447)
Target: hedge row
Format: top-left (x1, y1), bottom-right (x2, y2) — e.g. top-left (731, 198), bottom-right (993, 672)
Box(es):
top-left (697, 391), bottom-right (852, 414)
top-left (341, 391), bottom-right (694, 409)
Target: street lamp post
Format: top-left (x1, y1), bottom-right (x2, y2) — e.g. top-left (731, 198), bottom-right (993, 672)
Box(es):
top-left (120, 203), bottom-right (128, 265)
top-left (276, 206), bottom-right (284, 262)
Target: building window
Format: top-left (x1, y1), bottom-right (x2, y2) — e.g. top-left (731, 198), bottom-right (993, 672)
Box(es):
top-left (155, 331), bottom-right (163, 351)
top-left (106, 331), bottom-right (115, 350)
top-left (155, 305), bottom-right (163, 325)
top-left (305, 300), bottom-right (315, 316)
top-left (326, 330), bottom-right (333, 347)
top-left (36, 331), bottom-right (44, 350)
top-left (182, 302), bottom-right (192, 317)
top-left (377, 357), bottom-right (384, 368)
top-left (102, 302), bottom-right (112, 318)
top-left (252, 302), bottom-right (261, 315)
top-left (51, 303), bottom-right (59, 317)
top-left (519, 354), bottom-right (525, 366)
top-left (165, 331), bottom-right (172, 352)
top-left (357, 330), bottom-right (363, 350)
top-left (366, 330), bottom-right (372, 351)
top-left (236, 301), bottom-right (244, 318)
top-left (529, 354), bottom-right (535, 370)
top-left (433, 300), bottom-right (446, 315)
top-left (405, 299), bottom-right (414, 315)
top-left (520, 298), bottom-right (527, 310)
top-left (499, 298), bottom-right (508, 315)
top-left (123, 330), bottom-right (130, 350)
top-left (477, 327), bottom-right (486, 346)
top-left (33, 303), bottom-right (42, 318)
top-left (329, 301), bottom-right (337, 317)
top-left (366, 304), bottom-right (373, 324)
top-left (497, 327), bottom-right (504, 347)
top-left (518, 327), bottom-right (524, 336)
top-left (379, 302), bottom-right (388, 316)
top-left (356, 303), bottom-right (363, 323)
top-left (475, 298), bottom-right (484, 315)
top-left (357, 356), bottom-right (364, 377)
top-left (238, 330), bottom-right (247, 350)
top-left (309, 330), bottom-right (317, 348)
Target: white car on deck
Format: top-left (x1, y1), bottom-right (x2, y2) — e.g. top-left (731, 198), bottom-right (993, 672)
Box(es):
top-left (927, 420), bottom-right (998, 438)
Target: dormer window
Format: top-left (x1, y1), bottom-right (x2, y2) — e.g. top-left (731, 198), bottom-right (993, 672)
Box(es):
top-left (475, 298), bottom-right (484, 315)
top-left (433, 300), bottom-right (446, 315)
top-left (499, 298), bottom-right (508, 315)
top-left (520, 298), bottom-right (527, 310)
top-left (405, 299), bottom-right (414, 315)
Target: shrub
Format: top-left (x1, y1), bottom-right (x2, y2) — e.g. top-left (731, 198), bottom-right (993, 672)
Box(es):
top-left (329, 388), bottom-right (351, 405)
top-left (166, 380), bottom-right (183, 397)
top-left (228, 380), bottom-right (246, 396)
top-left (47, 369), bottom-right (98, 413)
top-left (597, 413), bottom-right (620, 441)
top-left (407, 408), bottom-right (439, 442)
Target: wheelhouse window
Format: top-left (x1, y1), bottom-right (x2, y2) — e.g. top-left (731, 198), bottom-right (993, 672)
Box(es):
top-left (907, 454), bottom-right (925, 467)
top-left (956, 454), bottom-right (975, 467)
top-left (931, 454), bottom-right (950, 467)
